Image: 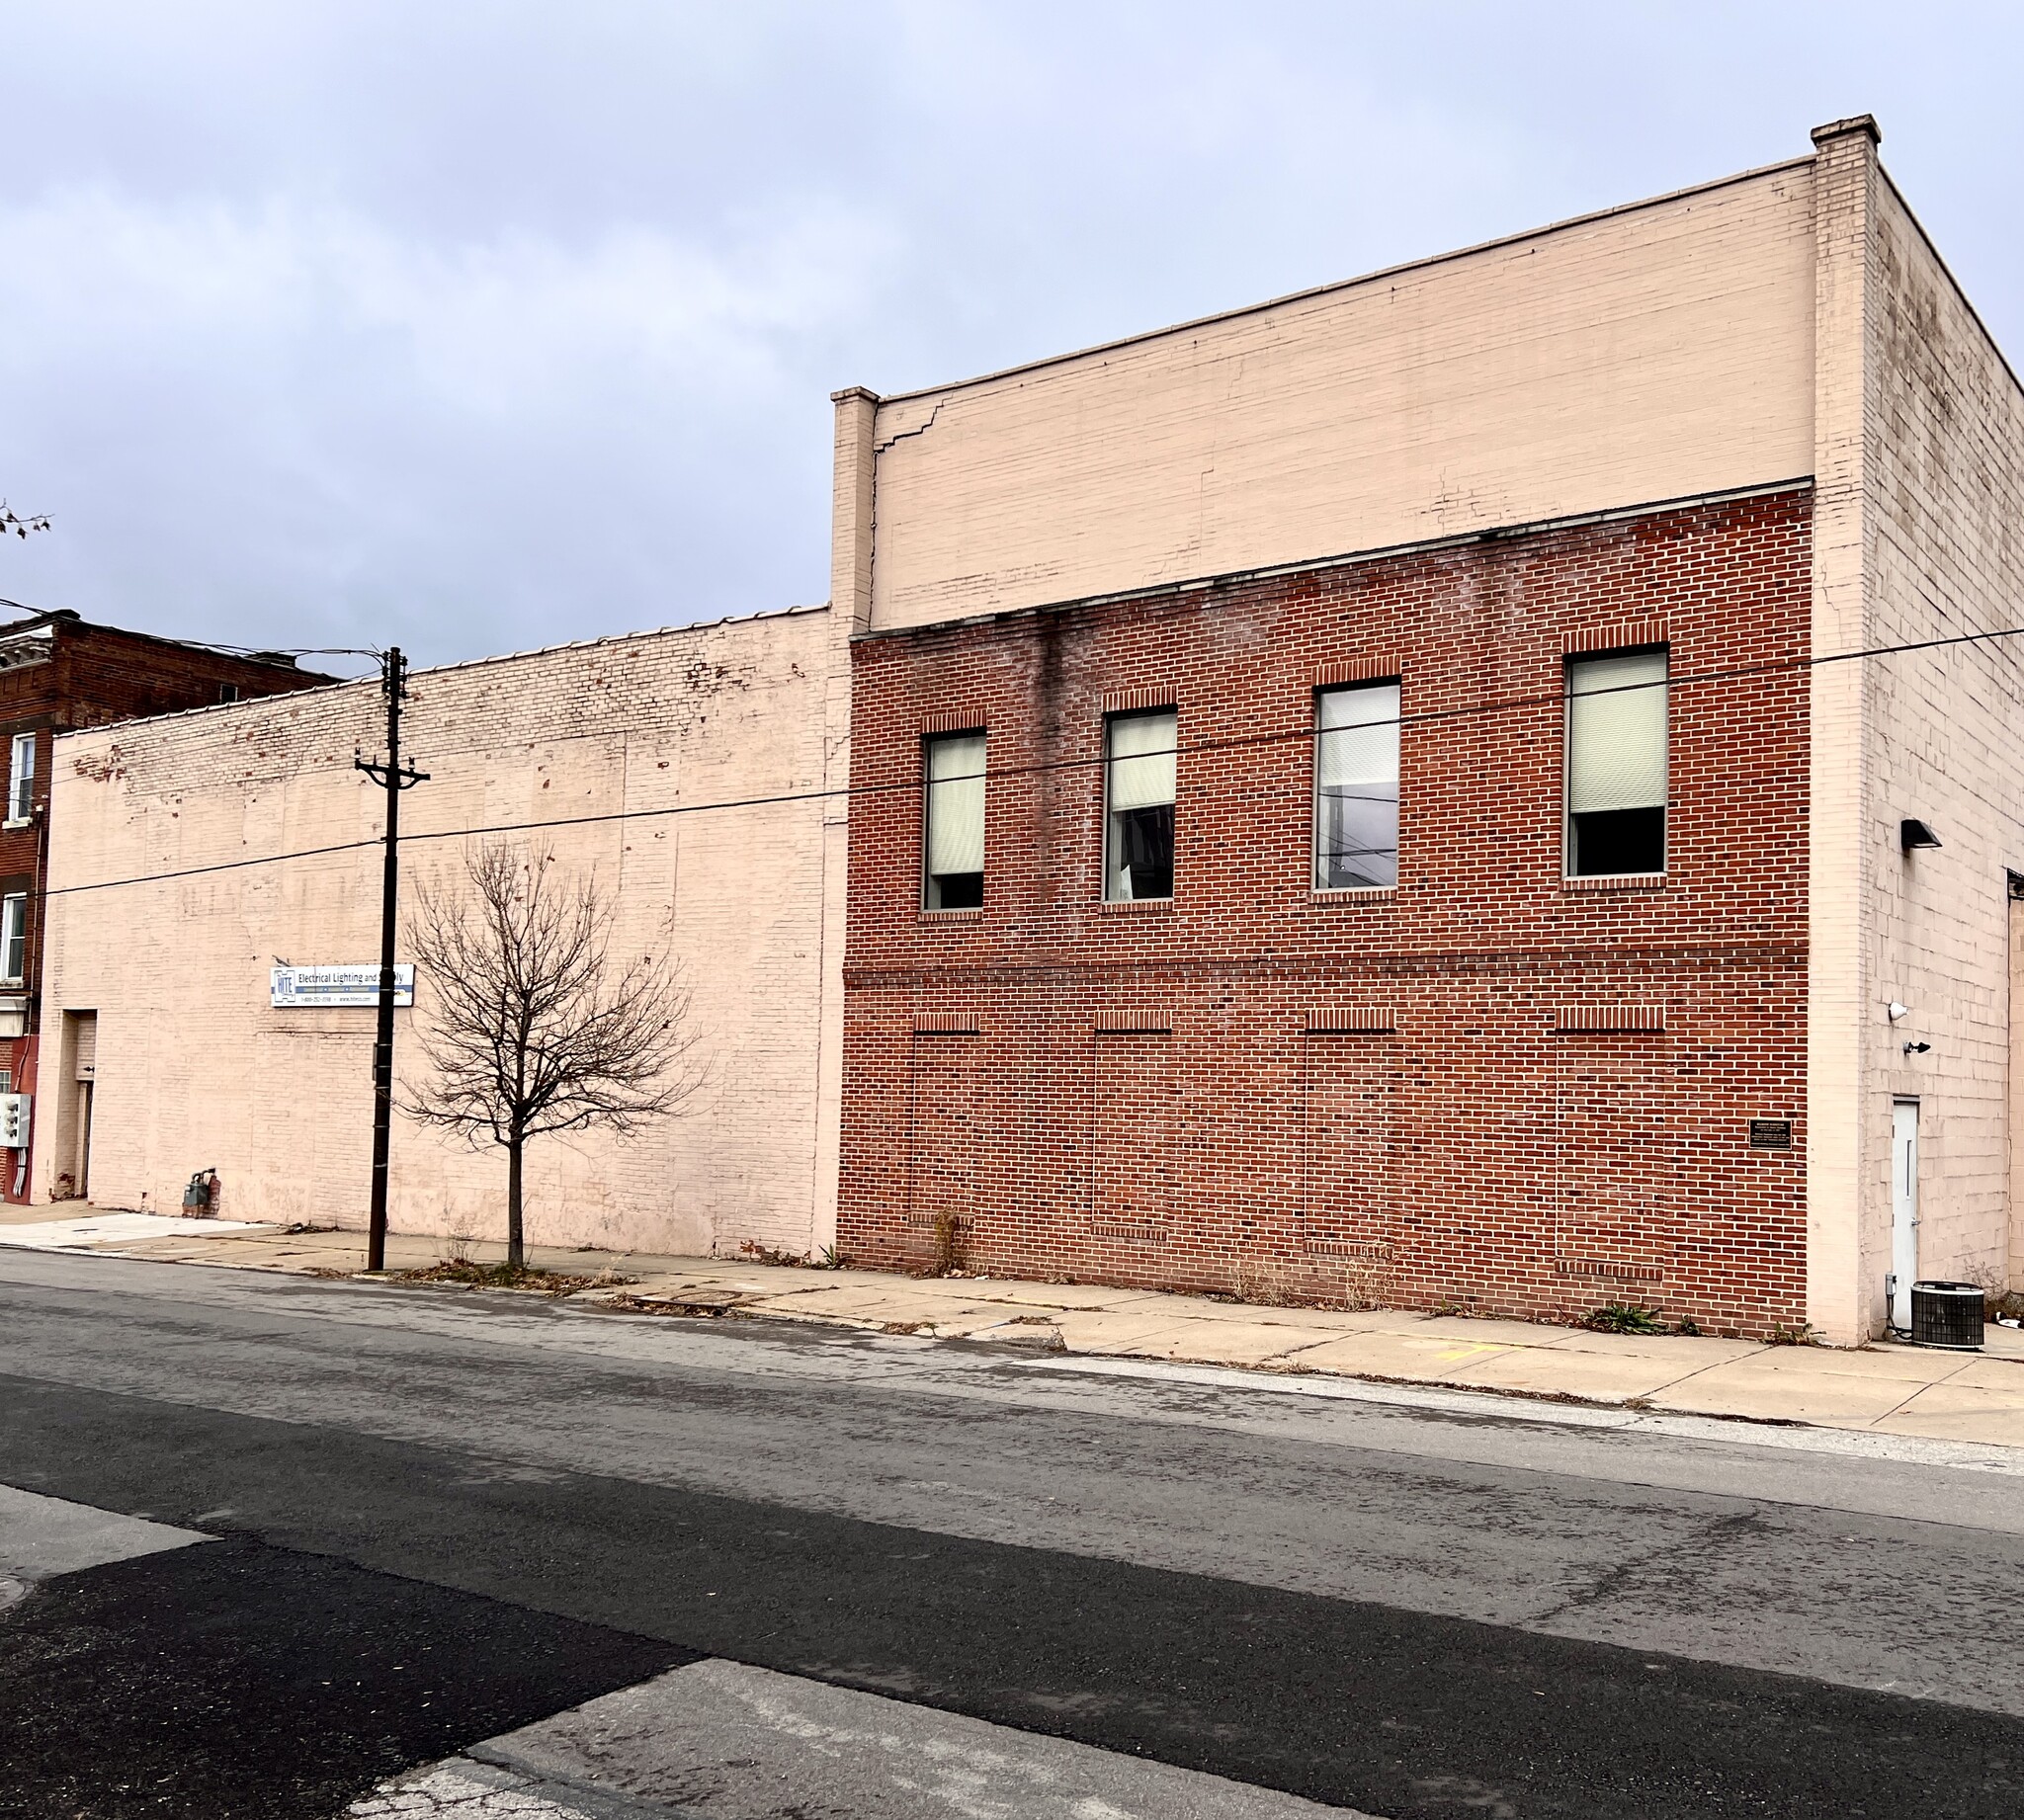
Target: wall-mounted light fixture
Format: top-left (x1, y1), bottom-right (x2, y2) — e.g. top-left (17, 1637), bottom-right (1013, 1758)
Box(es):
top-left (1888, 1001), bottom-right (1910, 1023)
top-left (1903, 1040), bottom-right (1932, 1056)
top-left (1900, 818), bottom-right (1942, 853)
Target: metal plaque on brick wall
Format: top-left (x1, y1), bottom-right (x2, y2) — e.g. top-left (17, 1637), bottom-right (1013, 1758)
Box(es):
top-left (1748, 1118), bottom-right (1793, 1150)
top-left (271, 964), bottom-right (414, 1008)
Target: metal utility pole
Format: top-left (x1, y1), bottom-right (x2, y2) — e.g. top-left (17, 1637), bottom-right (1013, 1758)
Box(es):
top-left (355, 648), bottom-right (428, 1272)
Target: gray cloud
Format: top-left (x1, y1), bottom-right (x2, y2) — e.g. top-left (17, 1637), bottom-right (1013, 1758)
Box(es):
top-left (1, 2), bottom-right (2017, 669)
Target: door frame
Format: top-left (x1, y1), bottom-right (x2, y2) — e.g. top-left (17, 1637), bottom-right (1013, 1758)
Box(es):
top-left (1891, 1097), bottom-right (1919, 1330)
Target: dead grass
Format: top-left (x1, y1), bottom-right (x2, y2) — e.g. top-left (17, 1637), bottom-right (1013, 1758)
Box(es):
top-left (395, 1258), bottom-right (635, 1297)
top-left (602, 1289), bottom-right (747, 1317)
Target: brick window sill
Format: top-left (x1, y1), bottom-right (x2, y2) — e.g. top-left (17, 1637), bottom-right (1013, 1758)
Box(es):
top-left (1309, 886), bottom-right (1397, 905)
top-left (1098, 896), bottom-right (1173, 914)
top-left (918, 907), bottom-right (985, 922)
top-left (1562, 872), bottom-right (1667, 894)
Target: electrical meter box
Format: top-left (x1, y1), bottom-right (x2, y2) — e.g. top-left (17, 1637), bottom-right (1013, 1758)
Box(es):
top-left (0, 1094), bottom-right (31, 1148)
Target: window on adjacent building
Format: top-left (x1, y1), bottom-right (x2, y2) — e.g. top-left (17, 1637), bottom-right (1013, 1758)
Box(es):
top-left (1566, 647), bottom-right (1668, 876)
top-left (6, 733), bottom-right (33, 822)
top-left (0, 895), bottom-right (25, 985)
top-left (1314, 681), bottom-right (1400, 889)
top-left (923, 731), bottom-right (986, 910)
top-left (1105, 709), bottom-right (1176, 901)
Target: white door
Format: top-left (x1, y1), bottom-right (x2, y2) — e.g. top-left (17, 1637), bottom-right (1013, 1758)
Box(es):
top-left (1891, 1099), bottom-right (1919, 1328)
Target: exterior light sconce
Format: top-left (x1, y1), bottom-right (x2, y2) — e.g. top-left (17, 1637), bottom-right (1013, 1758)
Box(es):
top-left (1902, 1040), bottom-right (1932, 1056)
top-left (1900, 818), bottom-right (1942, 853)
top-left (1888, 1002), bottom-right (1910, 1023)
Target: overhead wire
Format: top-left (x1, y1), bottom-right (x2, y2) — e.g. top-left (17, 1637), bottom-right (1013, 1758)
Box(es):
top-left (35, 615), bottom-right (2024, 901)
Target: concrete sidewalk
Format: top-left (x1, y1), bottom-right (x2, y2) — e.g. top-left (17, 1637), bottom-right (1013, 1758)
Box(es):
top-left (7, 1206), bottom-right (2024, 1450)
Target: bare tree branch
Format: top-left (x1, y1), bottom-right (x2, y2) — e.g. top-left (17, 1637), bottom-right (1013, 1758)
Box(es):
top-left (399, 842), bottom-right (710, 1265)
top-left (0, 501), bottom-right (52, 540)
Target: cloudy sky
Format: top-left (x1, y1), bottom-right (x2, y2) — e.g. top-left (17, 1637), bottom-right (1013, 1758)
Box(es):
top-left (1, 3), bottom-right (2017, 673)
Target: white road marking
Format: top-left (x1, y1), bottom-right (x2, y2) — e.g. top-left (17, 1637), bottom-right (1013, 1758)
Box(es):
top-left (356, 1659), bottom-right (1364, 1819)
top-left (0, 1482), bottom-right (210, 1580)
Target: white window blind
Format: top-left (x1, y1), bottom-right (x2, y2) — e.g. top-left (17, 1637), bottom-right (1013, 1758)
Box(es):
top-left (1107, 711), bottom-right (1175, 811)
top-left (1317, 685), bottom-right (1397, 789)
top-left (1567, 650), bottom-right (1667, 813)
top-left (925, 734), bottom-right (986, 877)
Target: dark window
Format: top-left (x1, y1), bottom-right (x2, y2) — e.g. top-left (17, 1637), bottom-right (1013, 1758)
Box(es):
top-left (218, 683), bottom-right (242, 703)
top-left (1105, 710), bottom-right (1175, 901)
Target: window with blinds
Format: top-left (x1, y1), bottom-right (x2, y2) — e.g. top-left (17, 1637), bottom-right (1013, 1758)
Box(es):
top-left (923, 731), bottom-right (985, 910)
top-left (6, 733), bottom-right (33, 823)
top-left (1565, 648), bottom-right (1667, 876)
top-left (1105, 709), bottom-right (1175, 901)
top-left (1314, 681), bottom-right (1399, 889)
top-left (0, 894), bottom-right (25, 985)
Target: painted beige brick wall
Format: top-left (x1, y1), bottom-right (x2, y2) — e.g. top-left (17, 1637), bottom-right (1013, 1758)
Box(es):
top-left (2014, 888), bottom-right (2024, 1290)
top-left (35, 607), bottom-right (848, 1259)
top-left (1858, 168), bottom-right (2024, 1310)
top-left (866, 162), bottom-right (1818, 631)
top-left (1805, 123), bottom-right (1879, 1343)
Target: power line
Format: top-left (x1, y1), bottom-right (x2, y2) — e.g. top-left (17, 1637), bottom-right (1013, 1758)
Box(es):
top-left (37, 616), bottom-right (2024, 901)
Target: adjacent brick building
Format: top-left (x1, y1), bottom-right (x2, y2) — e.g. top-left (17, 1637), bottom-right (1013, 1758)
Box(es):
top-left (834, 119), bottom-right (2024, 1342)
top-left (0, 608), bottom-right (329, 1200)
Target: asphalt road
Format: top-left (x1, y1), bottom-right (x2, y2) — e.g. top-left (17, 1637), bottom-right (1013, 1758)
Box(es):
top-left (4, 1248), bottom-right (2024, 1818)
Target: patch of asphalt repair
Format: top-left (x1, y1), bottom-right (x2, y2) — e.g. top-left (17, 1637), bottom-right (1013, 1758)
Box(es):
top-left (0, 1534), bottom-right (689, 1820)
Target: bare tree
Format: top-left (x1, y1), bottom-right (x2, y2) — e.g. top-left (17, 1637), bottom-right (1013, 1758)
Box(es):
top-left (401, 842), bottom-right (708, 1267)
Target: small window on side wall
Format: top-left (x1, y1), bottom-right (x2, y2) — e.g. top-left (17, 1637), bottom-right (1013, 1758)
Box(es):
top-left (7, 733), bottom-right (33, 822)
top-left (0, 894), bottom-right (25, 985)
top-left (1105, 709), bottom-right (1176, 901)
top-left (923, 731), bottom-right (985, 910)
top-left (1314, 681), bottom-right (1399, 889)
top-left (1566, 648), bottom-right (1667, 876)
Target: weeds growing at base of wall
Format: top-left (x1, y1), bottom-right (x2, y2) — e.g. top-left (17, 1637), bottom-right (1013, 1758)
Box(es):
top-left (738, 1239), bottom-right (812, 1269)
top-left (395, 1258), bottom-right (635, 1296)
top-left (1584, 1301), bottom-right (1669, 1335)
top-left (920, 1211), bottom-right (968, 1279)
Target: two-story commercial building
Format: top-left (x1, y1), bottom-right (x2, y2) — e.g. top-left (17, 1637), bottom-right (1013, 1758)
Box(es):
top-left (833, 119), bottom-right (2024, 1344)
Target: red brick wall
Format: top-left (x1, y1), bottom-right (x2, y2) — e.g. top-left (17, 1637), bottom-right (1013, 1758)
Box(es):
top-left (840, 490), bottom-right (1813, 1338)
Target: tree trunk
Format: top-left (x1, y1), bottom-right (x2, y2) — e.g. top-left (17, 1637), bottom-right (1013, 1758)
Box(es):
top-left (506, 1136), bottom-right (525, 1270)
